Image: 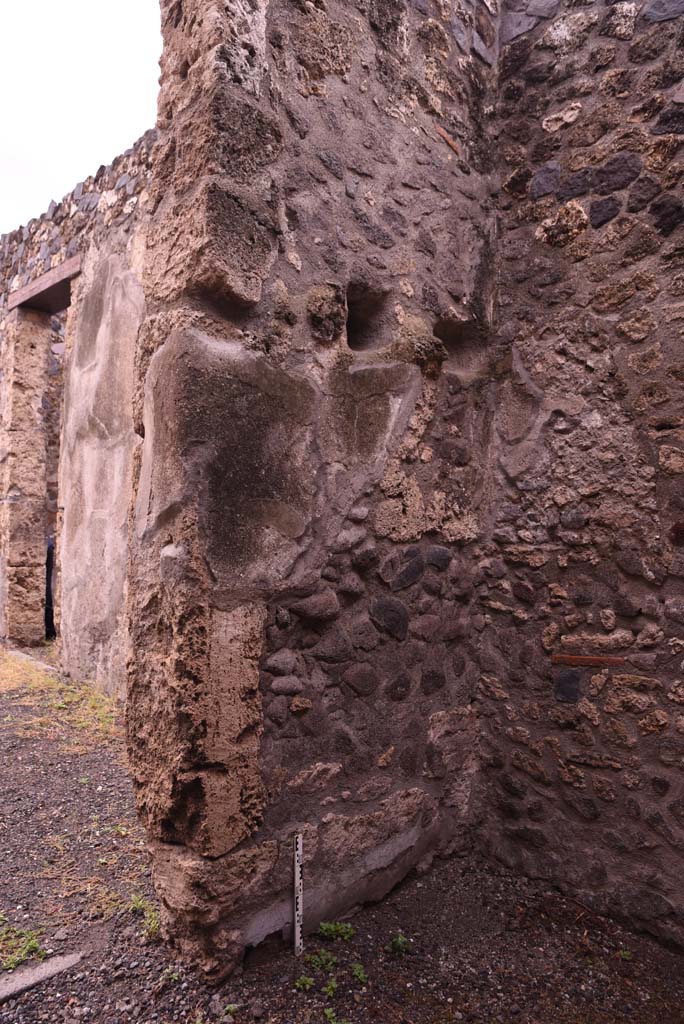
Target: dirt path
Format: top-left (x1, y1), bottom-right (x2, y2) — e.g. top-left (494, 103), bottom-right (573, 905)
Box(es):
top-left (1, 649), bottom-right (683, 1024)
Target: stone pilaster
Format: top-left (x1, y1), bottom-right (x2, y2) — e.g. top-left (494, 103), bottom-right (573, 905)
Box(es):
top-left (126, 0), bottom-right (499, 977)
top-left (0, 308), bottom-right (52, 645)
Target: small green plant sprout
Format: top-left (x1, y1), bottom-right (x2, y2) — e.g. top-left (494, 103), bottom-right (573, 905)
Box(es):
top-left (617, 948), bottom-right (633, 961)
top-left (295, 974), bottom-right (315, 992)
top-left (129, 893), bottom-right (161, 940)
top-left (323, 1009), bottom-right (350, 1024)
top-left (224, 1006), bottom-right (239, 1015)
top-left (322, 976), bottom-right (338, 999)
top-left (158, 965), bottom-right (180, 986)
top-left (387, 932), bottom-right (411, 956)
top-left (0, 915), bottom-right (47, 972)
top-left (306, 948), bottom-right (338, 973)
top-left (351, 962), bottom-right (368, 985)
top-left (319, 921), bottom-right (355, 941)
top-left (129, 892), bottom-right (146, 912)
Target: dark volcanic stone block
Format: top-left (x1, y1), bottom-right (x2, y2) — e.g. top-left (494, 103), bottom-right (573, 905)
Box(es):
top-left (421, 667), bottom-right (447, 695)
top-left (651, 194), bottom-right (684, 235)
top-left (526, 0), bottom-right (560, 16)
top-left (651, 776), bottom-right (670, 796)
top-left (312, 629), bottom-right (354, 663)
top-left (530, 161), bottom-right (561, 199)
top-left (426, 545), bottom-right (452, 570)
top-left (557, 167), bottom-right (594, 201)
top-left (643, 0), bottom-right (684, 22)
top-left (290, 590), bottom-right (340, 622)
top-left (593, 152), bottom-right (642, 194)
top-left (554, 669), bottom-right (581, 703)
top-left (652, 106), bottom-right (684, 134)
top-left (501, 12), bottom-right (539, 44)
top-left (369, 596), bottom-right (410, 640)
top-left (505, 826), bottom-right (549, 848)
top-left (564, 794), bottom-right (601, 821)
top-left (669, 797), bottom-right (684, 826)
top-left (627, 175), bottom-right (661, 212)
top-left (500, 773), bottom-right (527, 797)
top-left (271, 676), bottom-right (304, 696)
top-left (390, 555), bottom-right (425, 591)
top-left (342, 663), bottom-right (378, 696)
top-left (265, 649), bottom-right (297, 675)
top-left (590, 196), bottom-right (621, 227)
top-left (386, 672), bottom-right (412, 701)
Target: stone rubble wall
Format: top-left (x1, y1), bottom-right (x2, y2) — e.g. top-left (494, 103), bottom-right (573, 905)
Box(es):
top-left (126, 0), bottom-right (500, 978)
top-left (482, 0), bottom-right (684, 948)
top-left (0, 133), bottom-right (155, 680)
top-left (0, 131), bottom-right (155, 309)
top-left (129, 0), bottom-right (684, 973)
top-left (45, 315), bottom-right (66, 546)
top-left (0, 310), bottom-right (57, 644)
top-left (2, 0), bottom-right (684, 981)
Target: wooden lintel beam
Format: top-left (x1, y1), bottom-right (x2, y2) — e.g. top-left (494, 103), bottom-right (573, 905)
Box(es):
top-left (7, 256), bottom-right (82, 315)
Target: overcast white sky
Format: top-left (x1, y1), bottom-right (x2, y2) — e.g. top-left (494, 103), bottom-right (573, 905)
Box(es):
top-left (0, 2), bottom-right (162, 235)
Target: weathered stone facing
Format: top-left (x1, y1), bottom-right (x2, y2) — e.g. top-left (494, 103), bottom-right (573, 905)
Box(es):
top-left (126, 0), bottom-right (498, 977)
top-left (3, 0), bottom-right (684, 981)
top-left (128, 0), bottom-right (684, 970)
top-left (59, 251), bottom-right (146, 695)
top-left (0, 133), bottom-right (154, 658)
top-left (488, 0), bottom-right (684, 949)
top-left (0, 310), bottom-right (55, 643)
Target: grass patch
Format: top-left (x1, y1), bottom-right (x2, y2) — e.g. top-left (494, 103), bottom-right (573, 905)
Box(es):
top-left (129, 893), bottom-right (161, 940)
top-left (0, 651), bottom-right (121, 747)
top-left (0, 915), bottom-right (47, 972)
top-left (319, 921), bottom-right (355, 942)
top-left (387, 932), bottom-right (411, 956)
top-left (322, 976), bottom-right (338, 999)
top-left (351, 962), bottom-right (368, 985)
top-left (40, 849), bottom-right (138, 924)
top-left (0, 652), bottom-right (54, 694)
top-left (306, 948), bottom-right (338, 973)
top-left (323, 1010), bottom-right (349, 1024)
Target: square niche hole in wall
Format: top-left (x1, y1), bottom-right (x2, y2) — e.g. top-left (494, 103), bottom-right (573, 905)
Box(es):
top-left (346, 279), bottom-right (392, 352)
top-left (433, 316), bottom-right (489, 382)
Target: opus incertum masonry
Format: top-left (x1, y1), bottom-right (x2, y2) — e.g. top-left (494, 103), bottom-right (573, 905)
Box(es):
top-left (1, 0), bottom-right (684, 978)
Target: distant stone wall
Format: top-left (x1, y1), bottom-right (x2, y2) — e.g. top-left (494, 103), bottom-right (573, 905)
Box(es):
top-left (0, 133), bottom-right (154, 685)
top-left (0, 131), bottom-right (155, 309)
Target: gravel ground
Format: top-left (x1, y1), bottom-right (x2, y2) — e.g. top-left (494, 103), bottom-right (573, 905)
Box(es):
top-left (1, 649), bottom-right (684, 1024)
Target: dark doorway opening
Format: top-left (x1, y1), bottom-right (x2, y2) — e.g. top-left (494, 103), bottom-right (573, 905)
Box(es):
top-left (5, 258), bottom-right (80, 646)
top-left (45, 538), bottom-right (56, 640)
